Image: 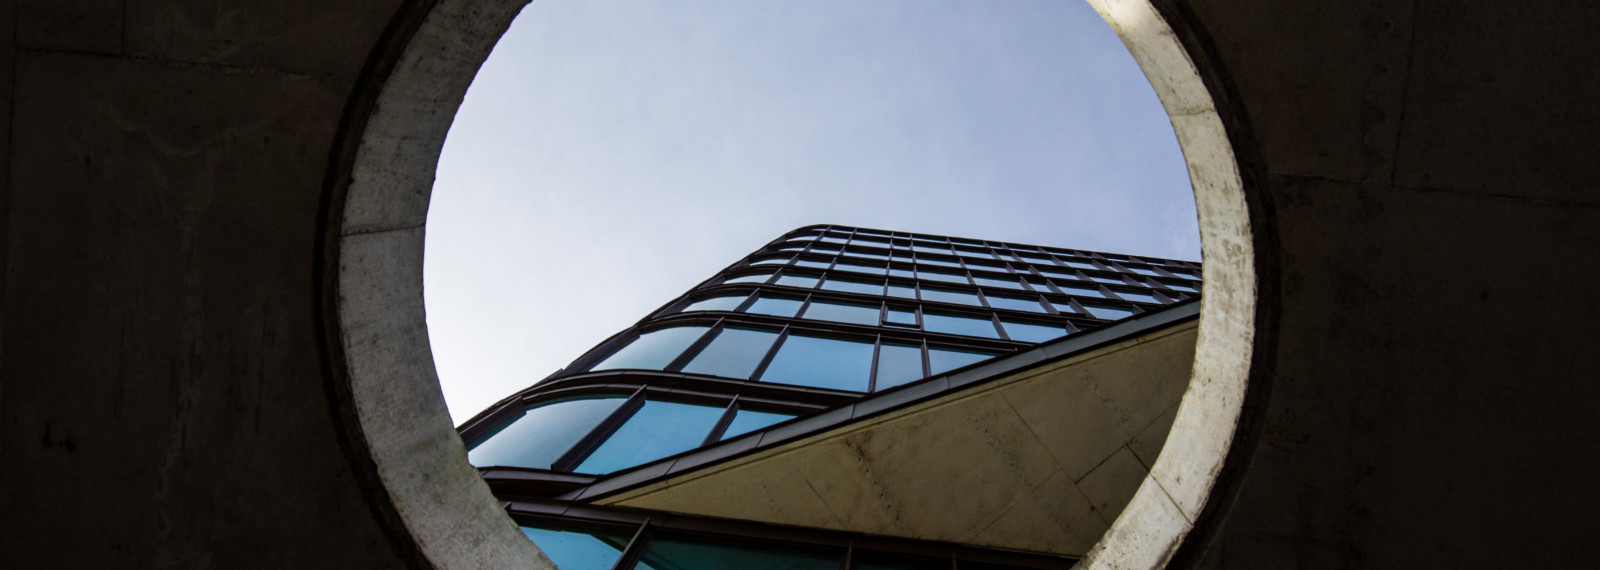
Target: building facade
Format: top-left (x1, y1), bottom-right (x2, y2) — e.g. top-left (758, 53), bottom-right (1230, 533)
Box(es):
top-left (456, 224), bottom-right (1202, 569)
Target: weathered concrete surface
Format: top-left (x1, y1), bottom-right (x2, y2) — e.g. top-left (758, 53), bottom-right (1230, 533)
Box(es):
top-left (604, 324), bottom-right (1197, 556)
top-left (2, 0), bottom-right (1600, 568)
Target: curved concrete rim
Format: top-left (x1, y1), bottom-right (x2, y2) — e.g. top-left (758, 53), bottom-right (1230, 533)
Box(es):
top-left (330, 0), bottom-right (1258, 568)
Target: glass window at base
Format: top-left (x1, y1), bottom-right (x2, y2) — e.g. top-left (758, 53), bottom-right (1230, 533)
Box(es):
top-left (575, 400), bottom-right (727, 474)
top-left (759, 334), bottom-right (874, 392)
top-left (635, 536), bottom-right (838, 570)
top-left (467, 396), bottom-right (627, 470)
top-left (519, 526), bottom-right (631, 570)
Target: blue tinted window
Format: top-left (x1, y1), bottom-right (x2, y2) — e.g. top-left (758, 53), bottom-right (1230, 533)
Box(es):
top-left (923, 313), bottom-right (1000, 338)
top-left (886, 284), bottom-right (917, 298)
top-left (928, 347), bottom-right (996, 374)
top-left (1035, 266), bottom-right (1077, 279)
top-left (746, 296), bottom-right (804, 317)
top-left (820, 278), bottom-right (883, 295)
top-left (794, 259), bottom-right (832, 269)
top-left (973, 276), bottom-right (1024, 289)
top-left (1054, 283), bottom-right (1107, 297)
top-left (918, 270), bottom-right (970, 285)
top-left (682, 328), bottom-right (778, 379)
top-left (467, 397), bottom-right (626, 469)
top-left (760, 335), bottom-right (874, 392)
top-left (834, 262), bottom-right (885, 275)
top-left (888, 267), bottom-right (916, 279)
top-left (684, 295), bottom-right (747, 313)
top-left (801, 301), bottom-right (881, 326)
top-left (1128, 266), bottom-right (1164, 277)
top-left (1089, 274), bottom-right (1128, 285)
top-left (1112, 290), bottom-right (1162, 303)
top-left (720, 410), bottom-right (795, 440)
top-left (519, 526), bottom-right (630, 570)
top-left (576, 400), bottom-right (727, 474)
top-left (592, 327), bottom-right (709, 371)
top-left (912, 244), bottom-right (950, 255)
top-left (724, 272), bottom-right (773, 284)
top-left (845, 251), bottom-right (889, 261)
top-left (1020, 255), bottom-right (1056, 265)
top-left (884, 309), bottom-right (918, 327)
top-left (775, 274), bottom-right (820, 289)
top-left (920, 287), bottom-right (981, 306)
top-left (1082, 304), bottom-right (1137, 321)
top-left (1049, 300), bottom-right (1082, 315)
top-left (918, 257), bottom-right (962, 269)
top-left (986, 295), bottom-right (1047, 313)
top-left (1162, 281), bottom-right (1199, 293)
top-left (1062, 260), bottom-right (1100, 271)
top-left (749, 257), bottom-right (789, 266)
top-left (874, 343), bottom-right (925, 390)
top-left (1000, 321), bottom-right (1070, 343)
top-left (635, 537), bottom-right (838, 570)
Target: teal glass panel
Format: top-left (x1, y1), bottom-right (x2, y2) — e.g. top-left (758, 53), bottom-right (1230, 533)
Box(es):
top-left (920, 287), bottom-right (981, 306)
top-left (774, 274), bottom-right (819, 289)
top-left (986, 295), bottom-right (1047, 313)
top-left (746, 296), bottom-right (804, 317)
top-left (1000, 321), bottom-right (1069, 343)
top-left (683, 295), bottom-right (747, 313)
top-left (820, 278), bottom-right (883, 295)
top-left (519, 526), bottom-right (631, 570)
top-left (886, 284), bottom-right (917, 298)
top-left (1053, 283), bottom-right (1106, 297)
top-left (884, 309), bottom-right (918, 327)
top-left (928, 347), bottom-right (996, 374)
top-left (759, 335), bottom-right (874, 392)
top-left (682, 328), bottom-right (778, 379)
top-left (575, 400), bottom-right (727, 474)
top-left (634, 537), bottom-right (839, 570)
top-left (467, 397), bottom-right (626, 469)
top-left (918, 257), bottom-right (962, 269)
top-left (801, 301), bottom-right (881, 326)
top-left (592, 327), bottom-right (709, 371)
top-left (1081, 304), bottom-right (1137, 321)
top-left (918, 270), bottom-right (970, 285)
top-left (923, 313), bottom-right (1000, 338)
top-left (874, 343), bottom-right (925, 390)
top-left (888, 268), bottom-right (916, 279)
top-left (1049, 300), bottom-right (1082, 315)
top-left (794, 259), bottom-right (832, 269)
top-left (1112, 290), bottom-right (1161, 303)
top-left (834, 262), bottom-right (885, 275)
top-left (720, 410), bottom-right (795, 440)
top-left (973, 276), bottom-right (1024, 289)
top-left (724, 272), bottom-right (773, 284)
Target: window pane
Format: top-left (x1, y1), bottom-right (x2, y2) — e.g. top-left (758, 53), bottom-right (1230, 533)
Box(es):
top-left (467, 397), bottom-right (626, 470)
top-left (682, 328), bottom-right (778, 379)
top-left (1053, 283), bottom-right (1106, 298)
top-left (972, 276), bottom-right (1024, 289)
top-left (760, 335), bottom-right (874, 392)
top-left (1000, 321), bottom-right (1070, 343)
top-left (884, 309), bottom-right (918, 327)
top-left (918, 257), bottom-right (962, 269)
top-left (874, 343), bottom-right (925, 390)
top-left (1128, 266), bottom-right (1164, 277)
top-left (519, 526), bottom-right (631, 570)
top-left (774, 274), bottom-right (819, 289)
top-left (834, 262), bottom-right (885, 276)
top-left (1081, 304), bottom-right (1137, 321)
top-left (1049, 300), bottom-right (1082, 315)
top-left (918, 270), bottom-right (970, 285)
top-left (683, 295), bottom-right (747, 313)
top-left (801, 301), bottom-right (881, 326)
top-left (888, 267), bottom-right (916, 279)
top-left (1112, 290), bottom-right (1162, 303)
top-left (1062, 260), bottom-right (1100, 271)
top-left (920, 287), bottom-right (981, 306)
top-left (986, 295), bottom-right (1047, 313)
top-left (592, 327), bottom-right (709, 371)
top-left (928, 347), bottom-right (996, 374)
top-left (746, 296), bottom-right (804, 317)
top-left (724, 272), bottom-right (773, 284)
top-left (575, 400), bottom-right (727, 474)
top-left (635, 537), bottom-right (838, 570)
top-left (820, 278), bottom-right (883, 295)
top-left (720, 410), bottom-right (796, 440)
top-left (886, 284), bottom-right (917, 299)
top-left (1089, 274), bottom-right (1128, 285)
top-left (794, 259), bottom-right (832, 269)
top-left (923, 313), bottom-right (1000, 338)
top-left (1162, 281), bottom-right (1199, 293)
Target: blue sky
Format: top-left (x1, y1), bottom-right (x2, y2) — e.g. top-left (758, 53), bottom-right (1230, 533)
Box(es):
top-left (425, 0), bottom-right (1197, 423)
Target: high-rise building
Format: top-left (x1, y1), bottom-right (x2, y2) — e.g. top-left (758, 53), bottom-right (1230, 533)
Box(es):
top-left (457, 224), bottom-right (1202, 569)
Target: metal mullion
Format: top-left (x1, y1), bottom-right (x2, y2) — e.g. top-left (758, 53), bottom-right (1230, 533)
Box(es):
top-left (553, 386), bottom-right (647, 472)
top-left (702, 397), bottom-right (740, 446)
top-left (748, 325), bottom-right (791, 382)
top-left (919, 339), bottom-right (932, 378)
top-left (730, 291), bottom-right (760, 313)
top-left (664, 319), bottom-right (725, 372)
top-left (991, 314), bottom-right (1011, 341)
top-left (842, 541), bottom-right (855, 570)
top-left (608, 518), bottom-right (653, 570)
top-left (867, 335), bottom-right (883, 393)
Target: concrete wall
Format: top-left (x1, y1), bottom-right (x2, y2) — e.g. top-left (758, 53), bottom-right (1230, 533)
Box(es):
top-left (2, 0), bottom-right (1598, 568)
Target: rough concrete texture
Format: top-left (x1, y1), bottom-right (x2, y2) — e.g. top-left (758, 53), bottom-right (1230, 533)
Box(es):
top-left (3, 0), bottom-right (1600, 568)
top-left (603, 325), bottom-right (1197, 556)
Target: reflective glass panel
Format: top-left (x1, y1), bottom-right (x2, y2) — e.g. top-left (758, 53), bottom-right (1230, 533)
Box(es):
top-left (886, 284), bottom-right (917, 298)
top-left (1059, 260), bottom-right (1098, 270)
top-left (874, 343), bottom-right (925, 390)
top-left (1081, 304), bottom-right (1137, 321)
top-left (519, 526), bottom-right (631, 570)
top-left (1053, 283), bottom-right (1106, 297)
top-left (1112, 290), bottom-right (1162, 303)
top-left (845, 251), bottom-right (889, 261)
top-left (972, 276), bottom-right (1024, 289)
top-left (923, 313), bottom-right (1000, 338)
top-left (1034, 266), bottom-right (1077, 279)
top-left (750, 257), bottom-right (789, 266)
top-left (1000, 321), bottom-right (1070, 343)
top-left (986, 295), bottom-right (1048, 313)
top-left (592, 327), bottom-right (709, 371)
top-left (724, 272), bottom-right (773, 284)
top-left (1162, 281), bottom-right (1199, 292)
top-left (820, 278), bottom-right (883, 295)
top-left (834, 262), bottom-right (885, 276)
top-left (1049, 300), bottom-right (1082, 315)
top-left (1020, 254), bottom-right (1056, 265)
top-left (467, 397), bottom-right (626, 470)
top-left (760, 335), bottom-right (874, 392)
top-left (794, 259), bottom-right (832, 269)
top-left (1128, 266), bottom-right (1165, 277)
top-left (928, 347), bottom-right (996, 374)
top-left (635, 537), bottom-right (838, 570)
top-left (801, 301), bottom-right (881, 326)
top-left (1089, 275), bottom-right (1128, 285)
top-left (912, 244), bottom-right (950, 255)
top-left (918, 270), bottom-right (970, 285)
top-left (683, 295), bottom-right (747, 313)
top-left (682, 328), bottom-right (778, 379)
top-left (774, 274), bottom-right (820, 289)
top-left (888, 267), bottom-right (916, 279)
top-left (920, 287), bottom-right (981, 306)
top-left (918, 257), bottom-right (962, 269)
top-left (884, 309), bottom-right (918, 327)
top-left (746, 296), bottom-right (805, 317)
top-left (720, 409), bottom-right (796, 440)
top-left (575, 400), bottom-right (727, 474)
